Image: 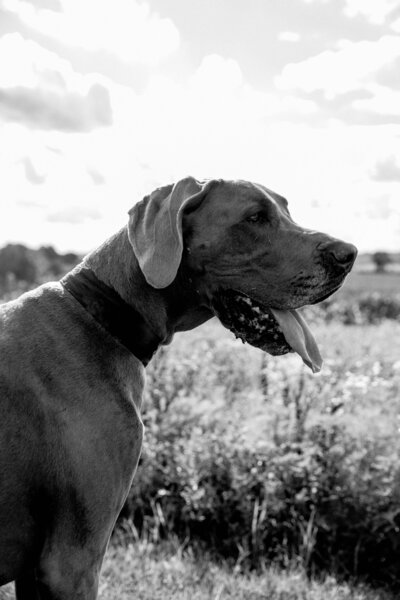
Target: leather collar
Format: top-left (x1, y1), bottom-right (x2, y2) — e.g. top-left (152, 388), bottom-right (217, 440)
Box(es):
top-left (61, 268), bottom-right (160, 366)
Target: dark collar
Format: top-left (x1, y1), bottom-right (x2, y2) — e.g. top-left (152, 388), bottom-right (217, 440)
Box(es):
top-left (61, 268), bottom-right (160, 366)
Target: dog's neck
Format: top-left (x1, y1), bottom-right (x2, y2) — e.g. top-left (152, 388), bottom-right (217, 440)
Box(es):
top-left (62, 228), bottom-right (213, 364)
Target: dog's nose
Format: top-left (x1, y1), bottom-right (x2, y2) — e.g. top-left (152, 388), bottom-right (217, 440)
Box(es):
top-left (318, 240), bottom-right (358, 268)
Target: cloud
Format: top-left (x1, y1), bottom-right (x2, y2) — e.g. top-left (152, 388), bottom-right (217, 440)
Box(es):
top-left (302, 0), bottom-right (399, 25)
top-left (0, 33), bottom-right (112, 131)
top-left (371, 156), bottom-right (400, 182)
top-left (375, 56), bottom-right (400, 89)
top-left (276, 36), bottom-right (400, 98)
top-left (135, 54), bottom-right (318, 136)
top-left (46, 206), bottom-right (102, 224)
top-left (87, 168), bottom-right (106, 185)
top-left (351, 88), bottom-right (400, 120)
top-left (20, 157), bottom-right (46, 184)
top-left (365, 195), bottom-right (396, 219)
top-left (192, 54), bottom-right (243, 92)
top-left (289, 89), bottom-right (400, 126)
top-left (275, 35), bottom-right (400, 124)
top-left (0, 83), bottom-right (111, 131)
top-left (278, 31), bottom-right (301, 42)
top-left (3, 0), bottom-right (180, 65)
top-left (342, 0), bottom-right (399, 25)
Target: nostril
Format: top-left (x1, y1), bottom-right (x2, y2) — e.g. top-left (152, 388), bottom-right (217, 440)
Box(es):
top-left (329, 242), bottom-right (358, 266)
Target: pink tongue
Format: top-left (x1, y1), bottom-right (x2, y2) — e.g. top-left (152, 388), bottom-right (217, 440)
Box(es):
top-left (270, 308), bottom-right (323, 373)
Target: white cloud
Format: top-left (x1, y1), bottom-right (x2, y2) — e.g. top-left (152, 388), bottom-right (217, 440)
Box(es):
top-left (277, 125), bottom-right (399, 253)
top-left (302, 0), bottom-right (398, 25)
top-left (47, 206), bottom-right (102, 223)
top-left (106, 54), bottom-right (320, 188)
top-left (20, 157), bottom-right (46, 184)
top-left (0, 32), bottom-right (71, 90)
top-left (391, 16), bottom-right (400, 31)
top-left (0, 33), bottom-right (112, 131)
top-left (3, 0), bottom-right (180, 65)
top-left (275, 36), bottom-right (400, 99)
top-left (0, 127), bottom-right (132, 251)
top-left (191, 54), bottom-right (243, 92)
top-left (352, 85), bottom-right (400, 116)
top-left (372, 156), bottom-right (400, 182)
top-left (343, 0), bottom-right (399, 25)
top-left (278, 31), bottom-right (301, 42)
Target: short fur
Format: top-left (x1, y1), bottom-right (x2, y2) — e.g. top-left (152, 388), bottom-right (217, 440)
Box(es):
top-left (0, 177), bottom-right (356, 598)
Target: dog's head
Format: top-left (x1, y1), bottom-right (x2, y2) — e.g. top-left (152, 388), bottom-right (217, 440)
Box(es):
top-left (128, 176), bottom-right (357, 371)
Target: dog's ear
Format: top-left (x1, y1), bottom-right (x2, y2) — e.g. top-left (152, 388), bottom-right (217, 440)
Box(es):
top-left (128, 176), bottom-right (215, 289)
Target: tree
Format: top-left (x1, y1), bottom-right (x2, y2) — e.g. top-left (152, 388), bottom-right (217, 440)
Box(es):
top-left (0, 244), bottom-right (37, 283)
top-left (372, 251), bottom-right (391, 273)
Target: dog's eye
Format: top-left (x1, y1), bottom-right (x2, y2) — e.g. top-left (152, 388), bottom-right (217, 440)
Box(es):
top-left (246, 212), bottom-right (264, 224)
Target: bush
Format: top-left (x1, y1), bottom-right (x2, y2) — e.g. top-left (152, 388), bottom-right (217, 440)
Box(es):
top-left (0, 244), bottom-right (37, 284)
top-left (120, 346), bottom-right (400, 590)
top-left (124, 421), bottom-right (400, 586)
top-left (307, 293), bottom-right (400, 325)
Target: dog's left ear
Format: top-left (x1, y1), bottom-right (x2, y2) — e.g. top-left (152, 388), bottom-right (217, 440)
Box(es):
top-left (128, 176), bottom-right (215, 289)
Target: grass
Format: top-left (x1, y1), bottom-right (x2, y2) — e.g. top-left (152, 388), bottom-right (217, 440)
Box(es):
top-left (337, 270), bottom-right (400, 299)
top-left (0, 542), bottom-right (393, 600)
top-left (98, 539), bottom-right (394, 600)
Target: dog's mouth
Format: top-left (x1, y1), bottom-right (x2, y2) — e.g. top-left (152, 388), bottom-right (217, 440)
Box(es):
top-left (309, 278), bottom-right (345, 305)
top-left (211, 290), bottom-right (322, 373)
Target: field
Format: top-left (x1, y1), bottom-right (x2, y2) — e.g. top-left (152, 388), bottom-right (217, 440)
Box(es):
top-left (339, 270), bottom-right (400, 298)
top-left (1, 268), bottom-right (400, 599)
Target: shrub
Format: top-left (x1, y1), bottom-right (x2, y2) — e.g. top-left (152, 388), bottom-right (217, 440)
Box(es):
top-left (319, 293), bottom-right (400, 325)
top-left (121, 347), bottom-right (400, 590)
top-left (123, 414), bottom-right (400, 586)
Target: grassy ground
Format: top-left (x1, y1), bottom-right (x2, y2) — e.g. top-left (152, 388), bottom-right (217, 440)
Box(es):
top-left (338, 270), bottom-right (400, 298)
top-left (0, 544), bottom-right (393, 600)
top-left (97, 541), bottom-right (395, 600)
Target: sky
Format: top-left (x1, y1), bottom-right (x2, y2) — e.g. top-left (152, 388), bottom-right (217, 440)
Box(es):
top-left (0, 0), bottom-right (399, 253)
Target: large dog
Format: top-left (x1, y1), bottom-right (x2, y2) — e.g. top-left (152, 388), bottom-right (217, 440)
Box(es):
top-left (0, 177), bottom-right (357, 598)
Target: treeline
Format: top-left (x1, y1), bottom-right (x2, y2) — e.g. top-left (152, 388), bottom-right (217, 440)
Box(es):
top-left (305, 294), bottom-right (400, 325)
top-left (0, 243), bottom-right (81, 299)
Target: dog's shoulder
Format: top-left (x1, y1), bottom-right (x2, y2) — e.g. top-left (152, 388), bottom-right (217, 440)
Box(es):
top-left (0, 282), bottom-right (62, 325)
top-left (0, 281), bottom-right (146, 411)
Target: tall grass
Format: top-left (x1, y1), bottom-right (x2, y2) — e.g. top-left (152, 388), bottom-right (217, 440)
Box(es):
top-left (99, 538), bottom-right (395, 600)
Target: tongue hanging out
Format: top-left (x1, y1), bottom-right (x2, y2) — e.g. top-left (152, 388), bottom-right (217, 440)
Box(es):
top-left (269, 308), bottom-right (322, 373)
top-left (211, 290), bottom-right (323, 374)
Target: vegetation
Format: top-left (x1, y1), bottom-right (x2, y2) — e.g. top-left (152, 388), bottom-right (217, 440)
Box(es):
top-left (0, 243), bottom-right (79, 301)
top-left (0, 541), bottom-right (393, 600)
top-left (372, 251), bottom-right (392, 274)
top-left (98, 540), bottom-right (394, 600)
top-left (119, 319), bottom-right (400, 591)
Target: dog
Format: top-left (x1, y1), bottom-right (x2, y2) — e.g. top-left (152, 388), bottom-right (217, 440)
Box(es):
top-left (0, 177), bottom-right (357, 598)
